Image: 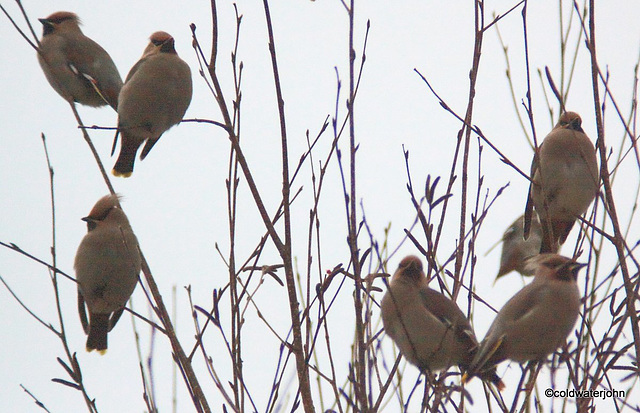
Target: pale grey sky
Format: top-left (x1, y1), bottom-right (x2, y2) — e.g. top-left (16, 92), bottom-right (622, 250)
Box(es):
top-left (1, 1), bottom-right (639, 412)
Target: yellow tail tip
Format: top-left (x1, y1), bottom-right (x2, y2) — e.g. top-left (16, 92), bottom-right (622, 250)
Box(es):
top-left (461, 372), bottom-right (470, 383)
top-left (111, 169), bottom-right (132, 178)
top-left (462, 372), bottom-right (505, 391)
top-left (86, 347), bottom-right (107, 355)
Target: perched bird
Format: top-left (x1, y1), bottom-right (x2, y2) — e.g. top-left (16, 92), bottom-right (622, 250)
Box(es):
top-left (465, 254), bottom-right (584, 382)
top-left (112, 31), bottom-right (193, 177)
top-left (381, 255), bottom-right (504, 389)
top-left (524, 112), bottom-right (599, 253)
top-left (496, 214), bottom-right (547, 280)
top-left (74, 194), bottom-right (141, 353)
top-left (37, 11), bottom-right (122, 109)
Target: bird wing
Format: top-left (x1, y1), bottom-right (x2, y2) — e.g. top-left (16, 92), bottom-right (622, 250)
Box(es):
top-left (124, 57), bottom-right (148, 83)
top-left (523, 148), bottom-right (540, 239)
top-left (64, 43), bottom-right (117, 108)
top-left (140, 134), bottom-right (163, 160)
top-left (77, 289), bottom-right (90, 335)
top-left (110, 130), bottom-right (121, 157)
top-left (108, 307), bottom-right (126, 332)
top-left (471, 281), bottom-right (543, 372)
top-left (418, 286), bottom-right (477, 349)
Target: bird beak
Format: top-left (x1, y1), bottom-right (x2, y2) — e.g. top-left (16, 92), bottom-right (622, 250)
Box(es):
top-left (82, 216), bottom-right (97, 231)
top-left (39, 18), bottom-right (54, 35)
top-left (571, 262), bottom-right (588, 271)
top-left (561, 261), bottom-right (587, 280)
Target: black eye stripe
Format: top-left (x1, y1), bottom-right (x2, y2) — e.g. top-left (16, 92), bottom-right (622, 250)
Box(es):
top-left (42, 24), bottom-right (55, 36)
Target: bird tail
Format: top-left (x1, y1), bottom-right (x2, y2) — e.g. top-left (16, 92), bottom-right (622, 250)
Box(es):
top-left (86, 313), bottom-right (110, 354)
top-left (112, 134), bottom-right (138, 177)
top-left (461, 366), bottom-right (505, 391)
top-left (539, 219), bottom-right (563, 253)
top-left (495, 257), bottom-right (514, 280)
top-left (481, 369), bottom-right (505, 391)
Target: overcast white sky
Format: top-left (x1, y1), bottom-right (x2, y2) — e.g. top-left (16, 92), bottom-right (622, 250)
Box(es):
top-left (1, 1), bottom-right (639, 412)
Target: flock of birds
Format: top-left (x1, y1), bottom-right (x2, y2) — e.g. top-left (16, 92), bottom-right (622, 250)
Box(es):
top-left (37, 11), bottom-right (192, 177)
top-left (382, 111), bottom-right (599, 388)
top-left (36, 10), bottom-right (600, 394)
top-left (36, 11), bottom-right (191, 352)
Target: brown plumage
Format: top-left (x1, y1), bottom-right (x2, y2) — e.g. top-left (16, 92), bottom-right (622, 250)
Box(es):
top-left (381, 255), bottom-right (504, 389)
top-left (112, 31), bottom-right (193, 177)
top-left (74, 194), bottom-right (141, 353)
top-left (496, 214), bottom-right (548, 280)
top-left (466, 254), bottom-right (584, 381)
top-left (38, 11), bottom-right (122, 109)
top-left (524, 112), bottom-right (599, 253)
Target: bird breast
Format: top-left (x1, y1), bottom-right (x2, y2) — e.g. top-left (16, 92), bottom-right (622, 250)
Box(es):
top-left (381, 281), bottom-right (462, 371)
top-left (74, 228), bottom-right (140, 314)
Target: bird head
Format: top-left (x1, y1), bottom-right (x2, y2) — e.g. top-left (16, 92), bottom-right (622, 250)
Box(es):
top-left (394, 255), bottom-right (424, 282)
top-left (39, 11), bottom-right (81, 36)
top-left (531, 253), bottom-right (586, 282)
top-left (145, 31), bottom-right (177, 56)
top-left (81, 194), bottom-right (123, 231)
top-left (557, 111), bottom-right (584, 133)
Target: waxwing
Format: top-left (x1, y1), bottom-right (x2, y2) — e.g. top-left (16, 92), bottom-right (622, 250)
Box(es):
top-left (38, 11), bottom-right (122, 109)
top-left (524, 112), bottom-right (599, 253)
top-left (112, 31), bottom-right (192, 177)
top-left (496, 214), bottom-right (548, 279)
top-left (466, 254), bottom-right (584, 381)
top-left (74, 194), bottom-right (141, 353)
top-left (382, 255), bottom-right (504, 389)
